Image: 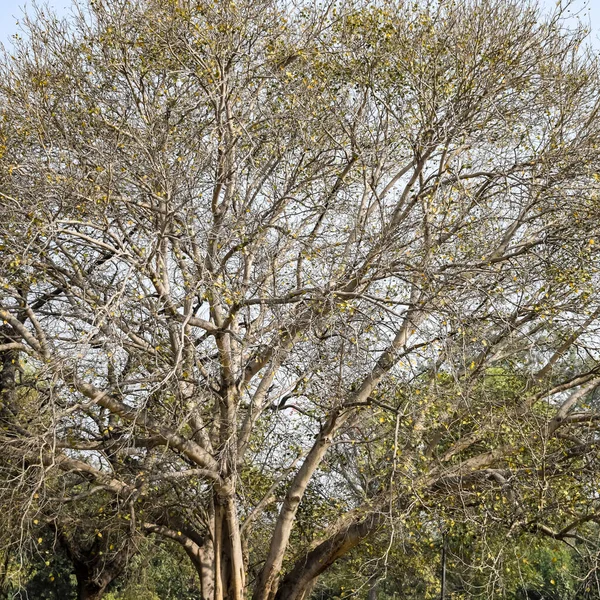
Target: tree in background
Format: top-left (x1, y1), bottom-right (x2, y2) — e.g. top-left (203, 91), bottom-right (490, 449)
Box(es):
top-left (2, 0), bottom-right (600, 598)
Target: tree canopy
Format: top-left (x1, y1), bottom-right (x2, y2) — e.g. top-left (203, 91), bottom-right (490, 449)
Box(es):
top-left (2, 0), bottom-right (600, 599)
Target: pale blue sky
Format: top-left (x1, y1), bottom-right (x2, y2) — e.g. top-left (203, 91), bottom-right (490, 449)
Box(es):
top-left (0, 0), bottom-right (71, 46)
top-left (0, 0), bottom-right (598, 46)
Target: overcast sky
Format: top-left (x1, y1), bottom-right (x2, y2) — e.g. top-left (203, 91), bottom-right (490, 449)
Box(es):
top-left (0, 0), bottom-right (598, 48)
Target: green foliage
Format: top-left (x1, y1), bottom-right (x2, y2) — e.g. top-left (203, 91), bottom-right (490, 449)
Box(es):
top-left (0, 540), bottom-right (200, 600)
top-left (104, 542), bottom-right (200, 600)
top-left (0, 545), bottom-right (76, 600)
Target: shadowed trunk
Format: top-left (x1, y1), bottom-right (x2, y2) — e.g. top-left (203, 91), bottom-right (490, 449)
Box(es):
top-left (367, 579), bottom-right (378, 600)
top-left (0, 325), bottom-right (18, 424)
top-left (56, 527), bottom-right (126, 600)
top-left (73, 561), bottom-right (114, 600)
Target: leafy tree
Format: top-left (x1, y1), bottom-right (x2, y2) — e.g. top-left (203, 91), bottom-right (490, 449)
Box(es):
top-left (2, 0), bottom-right (600, 599)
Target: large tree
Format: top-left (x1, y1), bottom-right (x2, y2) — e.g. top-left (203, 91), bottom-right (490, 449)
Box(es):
top-left (2, 0), bottom-right (600, 598)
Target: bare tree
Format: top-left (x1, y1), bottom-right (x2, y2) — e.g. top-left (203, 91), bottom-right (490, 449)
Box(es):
top-left (2, 0), bottom-right (600, 599)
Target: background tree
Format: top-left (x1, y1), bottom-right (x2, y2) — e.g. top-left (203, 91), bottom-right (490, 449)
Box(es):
top-left (2, 0), bottom-right (600, 599)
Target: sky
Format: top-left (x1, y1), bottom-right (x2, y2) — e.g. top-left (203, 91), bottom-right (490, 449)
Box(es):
top-left (0, 0), bottom-right (598, 46)
top-left (0, 0), bottom-right (71, 46)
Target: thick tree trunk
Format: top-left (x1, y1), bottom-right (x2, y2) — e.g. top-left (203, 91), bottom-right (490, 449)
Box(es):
top-left (199, 540), bottom-right (216, 600)
top-left (77, 582), bottom-right (108, 600)
top-left (224, 494), bottom-right (246, 600)
top-left (74, 563), bottom-right (111, 600)
top-left (144, 521), bottom-right (214, 600)
top-left (150, 491), bottom-right (383, 600)
top-left (56, 527), bottom-right (123, 600)
top-left (214, 502), bottom-right (225, 600)
top-left (182, 535), bottom-right (215, 600)
top-left (298, 578), bottom-right (317, 600)
top-left (181, 548), bottom-right (215, 600)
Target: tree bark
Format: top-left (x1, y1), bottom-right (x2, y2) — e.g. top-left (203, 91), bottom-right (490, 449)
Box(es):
top-left (367, 579), bottom-right (378, 600)
top-left (275, 514), bottom-right (381, 600)
top-left (143, 522), bottom-right (214, 600)
top-left (224, 494), bottom-right (246, 600)
top-left (214, 502), bottom-right (225, 600)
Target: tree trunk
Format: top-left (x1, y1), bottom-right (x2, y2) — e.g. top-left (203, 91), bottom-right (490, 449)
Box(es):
top-left (199, 540), bottom-right (216, 600)
top-left (255, 313), bottom-right (422, 600)
top-left (224, 494), bottom-right (246, 600)
top-left (77, 583), bottom-right (107, 600)
top-left (56, 528), bottom-right (122, 600)
top-left (367, 580), bottom-right (378, 600)
top-left (74, 563), bottom-right (110, 600)
top-left (0, 326), bottom-right (18, 422)
top-left (275, 514), bottom-right (380, 600)
top-left (144, 521), bottom-right (213, 600)
top-left (214, 501), bottom-right (225, 600)
top-left (253, 414), bottom-right (345, 600)
top-left (182, 536), bottom-right (215, 600)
